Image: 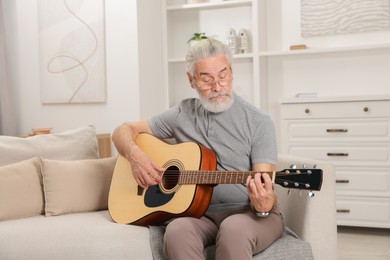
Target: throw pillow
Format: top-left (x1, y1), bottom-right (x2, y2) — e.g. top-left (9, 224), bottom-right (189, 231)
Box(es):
top-left (42, 157), bottom-right (116, 216)
top-left (0, 157), bottom-right (44, 221)
top-left (0, 125), bottom-right (99, 166)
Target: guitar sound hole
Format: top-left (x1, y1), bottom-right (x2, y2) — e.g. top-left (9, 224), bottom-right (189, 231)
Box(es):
top-left (161, 165), bottom-right (179, 191)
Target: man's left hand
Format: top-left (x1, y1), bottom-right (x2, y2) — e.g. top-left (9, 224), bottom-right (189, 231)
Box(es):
top-left (246, 173), bottom-right (275, 213)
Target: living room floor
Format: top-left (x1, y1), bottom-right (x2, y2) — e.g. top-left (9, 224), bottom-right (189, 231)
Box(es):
top-left (337, 226), bottom-right (390, 260)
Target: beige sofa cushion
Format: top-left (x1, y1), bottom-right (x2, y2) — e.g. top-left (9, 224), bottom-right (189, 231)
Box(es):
top-left (0, 125), bottom-right (99, 166)
top-left (42, 157), bottom-right (116, 216)
top-left (0, 157), bottom-right (44, 221)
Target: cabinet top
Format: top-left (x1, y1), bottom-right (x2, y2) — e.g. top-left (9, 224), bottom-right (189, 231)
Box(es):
top-left (281, 95), bottom-right (390, 104)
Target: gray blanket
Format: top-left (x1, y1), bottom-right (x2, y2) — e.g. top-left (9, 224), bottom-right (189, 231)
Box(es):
top-left (149, 225), bottom-right (314, 260)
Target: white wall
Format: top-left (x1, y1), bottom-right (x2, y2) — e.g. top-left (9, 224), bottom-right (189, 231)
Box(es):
top-left (267, 0), bottom-right (390, 100)
top-left (137, 0), bottom-right (164, 119)
top-left (3, 0), bottom-right (141, 137)
top-left (4, 0), bottom-right (390, 140)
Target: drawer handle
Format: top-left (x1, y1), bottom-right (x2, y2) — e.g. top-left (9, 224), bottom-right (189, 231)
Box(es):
top-left (327, 153), bottom-right (349, 157)
top-left (363, 107), bottom-right (369, 112)
top-left (326, 129), bottom-right (348, 133)
top-left (304, 108), bottom-right (310, 114)
top-left (337, 209), bottom-right (350, 213)
top-left (336, 179), bottom-right (350, 183)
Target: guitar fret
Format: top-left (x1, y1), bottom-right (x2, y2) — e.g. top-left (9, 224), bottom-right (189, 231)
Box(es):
top-left (178, 171), bottom-right (182, 184)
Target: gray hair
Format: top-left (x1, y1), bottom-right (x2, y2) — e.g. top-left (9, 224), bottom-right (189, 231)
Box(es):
top-left (185, 38), bottom-right (233, 76)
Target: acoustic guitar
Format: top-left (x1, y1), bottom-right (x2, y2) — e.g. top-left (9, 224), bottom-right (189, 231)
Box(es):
top-left (108, 133), bottom-right (322, 226)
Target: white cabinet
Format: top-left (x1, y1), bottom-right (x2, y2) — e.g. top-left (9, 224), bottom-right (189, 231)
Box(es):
top-left (281, 97), bottom-right (390, 228)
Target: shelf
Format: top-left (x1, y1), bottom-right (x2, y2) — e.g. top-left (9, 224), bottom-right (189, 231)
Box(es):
top-left (168, 52), bottom-right (254, 63)
top-left (167, 0), bottom-right (252, 11)
top-left (259, 43), bottom-right (390, 57)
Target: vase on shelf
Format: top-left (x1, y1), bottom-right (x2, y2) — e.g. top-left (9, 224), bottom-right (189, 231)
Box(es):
top-left (238, 29), bottom-right (250, 54)
top-left (226, 28), bottom-right (237, 54)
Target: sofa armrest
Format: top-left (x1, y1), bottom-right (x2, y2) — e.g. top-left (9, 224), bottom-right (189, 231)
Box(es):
top-left (275, 153), bottom-right (338, 260)
top-left (97, 133), bottom-right (112, 158)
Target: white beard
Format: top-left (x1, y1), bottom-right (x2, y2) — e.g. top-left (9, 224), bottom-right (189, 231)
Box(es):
top-left (197, 90), bottom-right (234, 113)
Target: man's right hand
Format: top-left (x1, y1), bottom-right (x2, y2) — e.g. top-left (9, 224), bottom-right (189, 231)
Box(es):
top-left (126, 142), bottom-right (164, 189)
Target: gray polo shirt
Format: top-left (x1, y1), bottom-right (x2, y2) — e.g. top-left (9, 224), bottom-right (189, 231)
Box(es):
top-left (148, 93), bottom-right (277, 212)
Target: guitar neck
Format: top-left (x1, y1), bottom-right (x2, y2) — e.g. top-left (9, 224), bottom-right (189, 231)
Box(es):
top-left (173, 168), bottom-right (323, 191)
top-left (177, 170), bottom-right (273, 185)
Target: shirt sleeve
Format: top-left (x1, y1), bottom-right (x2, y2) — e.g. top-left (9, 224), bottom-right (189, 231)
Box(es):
top-left (147, 105), bottom-right (181, 140)
top-left (250, 115), bottom-right (278, 165)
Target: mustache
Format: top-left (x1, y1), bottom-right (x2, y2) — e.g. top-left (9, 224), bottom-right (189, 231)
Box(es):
top-left (208, 91), bottom-right (230, 100)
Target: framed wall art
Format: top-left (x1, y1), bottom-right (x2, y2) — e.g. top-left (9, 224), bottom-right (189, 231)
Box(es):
top-left (301, 0), bottom-right (390, 37)
top-left (38, 0), bottom-right (106, 104)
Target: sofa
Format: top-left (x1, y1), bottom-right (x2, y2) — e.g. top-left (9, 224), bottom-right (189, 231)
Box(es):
top-left (0, 126), bottom-right (338, 260)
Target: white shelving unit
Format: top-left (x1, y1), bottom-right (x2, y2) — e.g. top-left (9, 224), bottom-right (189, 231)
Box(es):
top-left (161, 0), bottom-right (390, 116)
top-left (162, 0), bottom-right (264, 109)
top-left (162, 0), bottom-right (390, 109)
top-left (161, 0), bottom-right (390, 228)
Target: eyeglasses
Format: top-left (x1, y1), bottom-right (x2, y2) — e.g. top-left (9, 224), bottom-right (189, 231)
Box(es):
top-left (194, 68), bottom-right (232, 90)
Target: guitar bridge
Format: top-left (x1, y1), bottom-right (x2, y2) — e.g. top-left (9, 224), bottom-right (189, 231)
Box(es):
top-left (137, 185), bottom-right (144, 196)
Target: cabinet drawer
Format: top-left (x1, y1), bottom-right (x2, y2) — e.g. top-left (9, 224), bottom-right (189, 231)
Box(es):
top-left (282, 119), bottom-right (390, 142)
top-left (335, 167), bottom-right (390, 197)
top-left (281, 100), bottom-right (390, 119)
top-left (336, 197), bottom-right (390, 228)
top-left (287, 144), bottom-right (390, 164)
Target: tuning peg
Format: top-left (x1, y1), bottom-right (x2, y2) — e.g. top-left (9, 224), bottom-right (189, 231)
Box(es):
top-left (299, 190), bottom-right (303, 196)
top-left (302, 164), bottom-right (306, 169)
top-left (290, 164), bottom-right (297, 169)
top-left (308, 190), bottom-right (315, 197)
top-left (312, 164), bottom-right (317, 169)
top-left (287, 189), bottom-right (292, 195)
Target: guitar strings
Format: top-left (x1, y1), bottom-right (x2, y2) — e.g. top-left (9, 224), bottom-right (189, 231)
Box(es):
top-left (157, 170), bottom-right (310, 188)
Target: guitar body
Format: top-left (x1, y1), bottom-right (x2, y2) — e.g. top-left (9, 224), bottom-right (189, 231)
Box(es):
top-left (108, 134), bottom-right (217, 226)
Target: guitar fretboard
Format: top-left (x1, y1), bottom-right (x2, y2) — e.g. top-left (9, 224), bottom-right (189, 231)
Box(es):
top-left (176, 171), bottom-right (275, 185)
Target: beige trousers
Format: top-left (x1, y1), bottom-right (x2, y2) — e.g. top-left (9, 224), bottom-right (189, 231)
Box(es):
top-left (163, 207), bottom-right (284, 260)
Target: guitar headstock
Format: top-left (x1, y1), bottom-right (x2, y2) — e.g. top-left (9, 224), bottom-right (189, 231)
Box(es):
top-left (275, 168), bottom-right (323, 195)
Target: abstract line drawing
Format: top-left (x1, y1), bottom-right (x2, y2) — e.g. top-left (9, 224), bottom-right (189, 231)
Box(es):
top-left (38, 0), bottom-right (106, 103)
top-left (301, 0), bottom-right (390, 37)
